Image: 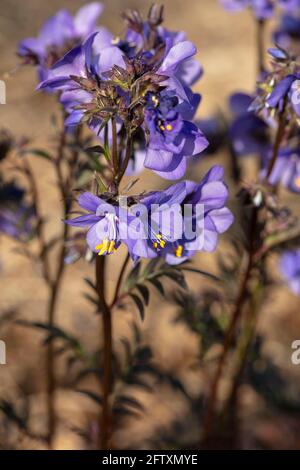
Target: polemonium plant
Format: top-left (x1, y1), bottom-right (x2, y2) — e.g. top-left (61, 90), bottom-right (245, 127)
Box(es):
top-left (6, 4), bottom-right (233, 450)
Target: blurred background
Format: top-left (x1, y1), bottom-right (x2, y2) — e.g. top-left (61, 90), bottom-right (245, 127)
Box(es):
top-left (1, 0), bottom-right (300, 450)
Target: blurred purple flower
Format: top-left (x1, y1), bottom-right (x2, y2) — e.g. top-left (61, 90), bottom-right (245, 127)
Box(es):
top-left (261, 148), bottom-right (300, 192)
top-left (18, 3), bottom-right (103, 80)
top-left (279, 249), bottom-right (300, 295)
top-left (0, 180), bottom-right (36, 240)
top-left (220, 0), bottom-right (274, 19)
top-left (194, 115), bottom-right (227, 155)
top-left (279, 0), bottom-right (300, 11)
top-left (274, 14), bottom-right (300, 51)
top-left (229, 92), bottom-right (270, 156)
top-left (267, 73), bottom-right (300, 116)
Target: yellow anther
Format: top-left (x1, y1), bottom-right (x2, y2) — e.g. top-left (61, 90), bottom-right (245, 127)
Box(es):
top-left (294, 176), bottom-right (300, 188)
top-left (159, 124), bottom-right (165, 131)
top-left (151, 95), bottom-right (159, 107)
top-left (153, 242), bottom-right (158, 249)
top-left (95, 239), bottom-right (110, 255)
top-left (108, 240), bottom-right (115, 253)
top-left (175, 245), bottom-right (183, 258)
top-left (165, 124), bottom-right (173, 131)
top-left (159, 240), bottom-right (166, 248)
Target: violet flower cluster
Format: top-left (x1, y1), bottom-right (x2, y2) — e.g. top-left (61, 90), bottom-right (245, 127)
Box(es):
top-left (37, 7), bottom-right (208, 179)
top-left (18, 2), bottom-right (103, 81)
top-left (66, 166), bottom-right (233, 264)
top-left (220, 0), bottom-right (300, 19)
top-left (228, 90), bottom-right (300, 193)
top-left (17, 4), bottom-right (234, 266)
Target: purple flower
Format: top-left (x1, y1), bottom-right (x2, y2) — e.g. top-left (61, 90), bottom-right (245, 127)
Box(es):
top-left (261, 148), bottom-right (300, 192)
top-left (65, 192), bottom-right (131, 257)
top-left (266, 73), bottom-right (300, 116)
top-left (143, 91), bottom-right (208, 179)
top-left (0, 180), bottom-right (36, 240)
top-left (220, 0), bottom-right (274, 19)
top-left (274, 14), bottom-right (300, 50)
top-left (122, 7), bottom-right (203, 89)
top-left (163, 166), bottom-right (234, 264)
top-left (194, 115), bottom-right (227, 155)
top-left (38, 30), bottom-right (126, 128)
top-left (39, 29), bottom-right (207, 179)
top-left (66, 185), bottom-right (188, 261)
top-left (279, 249), bottom-right (300, 295)
top-left (65, 166), bottom-right (233, 263)
top-left (229, 92), bottom-right (270, 156)
top-left (128, 181), bottom-right (188, 259)
top-left (279, 0), bottom-right (300, 11)
top-left (18, 3), bottom-right (103, 80)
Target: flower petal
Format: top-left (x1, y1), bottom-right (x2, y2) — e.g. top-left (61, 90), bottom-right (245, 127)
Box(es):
top-left (78, 192), bottom-right (102, 212)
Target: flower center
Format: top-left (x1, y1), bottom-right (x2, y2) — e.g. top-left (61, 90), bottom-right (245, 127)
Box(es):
top-left (174, 245), bottom-right (183, 258)
top-left (95, 239), bottom-right (117, 255)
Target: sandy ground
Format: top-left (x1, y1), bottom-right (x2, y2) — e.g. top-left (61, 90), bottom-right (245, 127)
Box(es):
top-left (1, 0), bottom-right (300, 449)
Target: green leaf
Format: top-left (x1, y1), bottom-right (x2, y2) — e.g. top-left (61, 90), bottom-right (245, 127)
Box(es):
top-left (83, 293), bottom-right (99, 306)
top-left (135, 284), bottom-right (150, 306)
top-left (94, 172), bottom-right (108, 193)
top-left (76, 389), bottom-right (102, 405)
top-left (20, 149), bottom-right (53, 161)
top-left (130, 293), bottom-right (145, 321)
top-left (126, 261), bottom-right (141, 288)
top-left (164, 269), bottom-right (187, 289)
top-left (16, 320), bottom-right (81, 351)
top-left (148, 278), bottom-right (165, 297)
top-left (39, 236), bottom-right (61, 258)
top-left (180, 266), bottom-right (220, 282)
top-left (85, 145), bottom-right (105, 155)
top-left (85, 151), bottom-right (103, 172)
top-left (76, 169), bottom-right (93, 187)
top-left (84, 278), bottom-right (98, 293)
top-left (144, 258), bottom-right (160, 276)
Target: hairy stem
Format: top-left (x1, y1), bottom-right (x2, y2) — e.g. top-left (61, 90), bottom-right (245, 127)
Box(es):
top-left (117, 131), bottom-right (132, 185)
top-left (95, 255), bottom-right (113, 449)
top-left (265, 112), bottom-right (286, 180)
top-left (111, 117), bottom-right (118, 177)
top-left (110, 252), bottom-right (130, 309)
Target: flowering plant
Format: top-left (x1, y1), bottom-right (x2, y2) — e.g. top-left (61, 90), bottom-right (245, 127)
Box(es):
top-left (1, 0), bottom-right (300, 452)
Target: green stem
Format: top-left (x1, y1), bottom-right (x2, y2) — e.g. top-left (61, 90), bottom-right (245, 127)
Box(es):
top-left (110, 252), bottom-right (130, 309)
top-left (111, 117), bottom-right (118, 177)
top-left (117, 130), bottom-right (132, 185)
